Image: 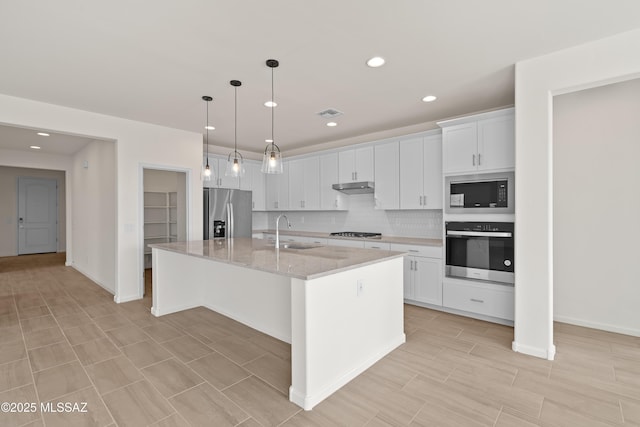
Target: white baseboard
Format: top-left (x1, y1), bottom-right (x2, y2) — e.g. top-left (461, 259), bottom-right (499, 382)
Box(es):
top-left (151, 302), bottom-right (199, 317)
top-left (554, 315), bottom-right (640, 338)
top-left (289, 333), bottom-right (406, 410)
top-left (512, 340), bottom-right (555, 360)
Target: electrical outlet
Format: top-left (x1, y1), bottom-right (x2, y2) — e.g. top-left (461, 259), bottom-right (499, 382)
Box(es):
top-left (357, 279), bottom-right (364, 296)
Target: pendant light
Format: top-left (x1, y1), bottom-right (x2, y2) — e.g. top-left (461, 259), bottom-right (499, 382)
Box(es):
top-left (225, 80), bottom-right (245, 177)
top-left (261, 59), bottom-right (283, 174)
top-left (202, 95), bottom-right (213, 182)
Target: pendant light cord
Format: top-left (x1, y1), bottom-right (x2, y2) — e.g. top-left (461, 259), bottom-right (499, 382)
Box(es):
top-left (234, 85), bottom-right (238, 156)
top-left (271, 65), bottom-right (275, 149)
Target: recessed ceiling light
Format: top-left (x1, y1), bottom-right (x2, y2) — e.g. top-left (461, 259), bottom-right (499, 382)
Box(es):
top-left (265, 139), bottom-right (273, 143)
top-left (204, 125), bottom-right (215, 130)
top-left (326, 122), bottom-right (338, 127)
top-left (264, 101), bottom-right (277, 108)
top-left (366, 57), bottom-right (385, 68)
top-left (30, 145), bottom-right (41, 150)
top-left (422, 95), bottom-right (437, 102)
top-left (37, 132), bottom-right (50, 136)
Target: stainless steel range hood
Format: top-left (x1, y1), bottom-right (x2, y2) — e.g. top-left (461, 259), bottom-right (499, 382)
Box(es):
top-left (332, 181), bottom-right (375, 194)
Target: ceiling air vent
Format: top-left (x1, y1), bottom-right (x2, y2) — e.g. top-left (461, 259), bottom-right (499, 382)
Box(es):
top-left (317, 108), bottom-right (344, 119)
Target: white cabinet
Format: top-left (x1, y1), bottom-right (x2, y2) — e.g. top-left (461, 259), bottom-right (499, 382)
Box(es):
top-left (204, 156), bottom-right (240, 189)
top-left (440, 108), bottom-right (514, 175)
top-left (338, 146), bottom-right (374, 183)
top-left (327, 238), bottom-right (365, 248)
top-left (443, 279), bottom-right (514, 321)
top-left (240, 161), bottom-right (265, 211)
top-left (374, 141), bottom-right (399, 210)
top-left (319, 153), bottom-right (347, 211)
top-left (289, 157), bottom-right (320, 210)
top-left (265, 162), bottom-right (289, 210)
top-left (391, 243), bottom-right (442, 306)
top-left (399, 134), bottom-right (442, 210)
top-left (364, 241), bottom-right (390, 251)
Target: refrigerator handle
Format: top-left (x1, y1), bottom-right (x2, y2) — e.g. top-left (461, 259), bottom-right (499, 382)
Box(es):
top-left (227, 202), bottom-right (233, 238)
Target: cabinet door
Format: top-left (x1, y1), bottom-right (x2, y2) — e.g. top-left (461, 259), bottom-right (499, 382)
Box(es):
top-left (477, 114), bottom-right (515, 171)
top-left (403, 257), bottom-right (414, 299)
top-left (319, 153), bottom-right (343, 210)
top-left (413, 257), bottom-right (442, 306)
top-left (422, 134), bottom-right (443, 209)
top-left (442, 123), bottom-right (478, 174)
top-left (288, 159), bottom-right (305, 210)
top-left (265, 165), bottom-right (288, 211)
top-left (303, 156), bottom-right (320, 210)
top-left (338, 150), bottom-right (355, 183)
top-left (374, 141), bottom-right (399, 210)
top-left (247, 163), bottom-right (266, 211)
top-left (399, 136), bottom-right (424, 209)
top-left (354, 146), bottom-right (374, 182)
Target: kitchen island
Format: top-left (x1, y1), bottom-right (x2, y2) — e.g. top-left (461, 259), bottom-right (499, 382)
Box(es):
top-left (149, 238), bottom-right (405, 410)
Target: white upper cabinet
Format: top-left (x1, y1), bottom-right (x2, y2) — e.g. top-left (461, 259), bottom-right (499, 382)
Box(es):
top-left (265, 162), bottom-right (289, 210)
top-left (439, 108), bottom-right (514, 175)
top-left (240, 161), bottom-right (265, 211)
top-left (203, 156), bottom-right (240, 189)
top-left (319, 152), bottom-right (347, 210)
top-left (338, 146), bottom-right (374, 183)
top-left (374, 141), bottom-right (399, 210)
top-left (399, 133), bottom-right (442, 210)
top-left (289, 156), bottom-right (320, 210)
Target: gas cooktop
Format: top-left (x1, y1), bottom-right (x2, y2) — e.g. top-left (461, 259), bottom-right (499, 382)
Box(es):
top-left (330, 231), bottom-right (382, 239)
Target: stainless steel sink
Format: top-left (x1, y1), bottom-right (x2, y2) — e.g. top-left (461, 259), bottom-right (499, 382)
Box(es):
top-left (281, 242), bottom-right (321, 250)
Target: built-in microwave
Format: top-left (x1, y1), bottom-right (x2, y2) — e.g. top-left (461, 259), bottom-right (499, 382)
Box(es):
top-left (444, 172), bottom-right (514, 214)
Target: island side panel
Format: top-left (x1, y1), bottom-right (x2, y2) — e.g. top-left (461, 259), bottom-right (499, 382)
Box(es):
top-left (199, 261), bottom-right (292, 344)
top-left (151, 247), bottom-right (203, 316)
top-left (290, 257), bottom-right (406, 410)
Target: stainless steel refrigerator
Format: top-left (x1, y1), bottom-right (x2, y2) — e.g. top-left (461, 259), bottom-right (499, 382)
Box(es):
top-left (203, 188), bottom-right (252, 239)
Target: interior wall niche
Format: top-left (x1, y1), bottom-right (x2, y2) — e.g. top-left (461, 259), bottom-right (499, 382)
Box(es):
top-left (553, 78), bottom-right (640, 336)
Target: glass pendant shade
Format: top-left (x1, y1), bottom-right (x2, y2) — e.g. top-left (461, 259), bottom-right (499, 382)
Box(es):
top-left (225, 151), bottom-right (245, 177)
top-left (261, 143), bottom-right (283, 174)
top-left (261, 59), bottom-right (283, 174)
top-left (226, 80), bottom-right (245, 177)
top-left (203, 162), bottom-right (212, 181)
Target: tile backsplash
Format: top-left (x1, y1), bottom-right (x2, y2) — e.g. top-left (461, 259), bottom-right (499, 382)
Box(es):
top-left (256, 194), bottom-right (443, 238)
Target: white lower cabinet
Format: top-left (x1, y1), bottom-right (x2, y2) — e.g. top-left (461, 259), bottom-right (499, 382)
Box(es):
top-left (391, 243), bottom-right (442, 306)
top-left (363, 241), bottom-right (390, 251)
top-left (327, 238), bottom-right (365, 248)
top-left (443, 279), bottom-right (514, 321)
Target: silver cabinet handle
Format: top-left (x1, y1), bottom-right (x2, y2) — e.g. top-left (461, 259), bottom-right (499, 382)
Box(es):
top-left (470, 298), bottom-right (484, 303)
top-left (355, 171), bottom-right (358, 180)
top-left (418, 196), bottom-right (422, 206)
top-left (252, 201), bottom-right (255, 209)
top-left (334, 199), bottom-right (338, 208)
top-left (409, 260), bottom-right (413, 270)
top-left (422, 195), bottom-right (427, 206)
top-left (408, 249), bottom-right (419, 253)
top-left (478, 153), bottom-right (481, 165)
top-left (414, 261), bottom-right (418, 271)
top-left (472, 154), bottom-right (476, 166)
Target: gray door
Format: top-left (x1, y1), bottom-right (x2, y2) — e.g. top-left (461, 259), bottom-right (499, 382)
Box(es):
top-left (18, 177), bottom-right (58, 254)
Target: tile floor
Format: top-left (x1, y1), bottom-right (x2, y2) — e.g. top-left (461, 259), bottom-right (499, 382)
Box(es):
top-left (1, 253), bottom-right (639, 426)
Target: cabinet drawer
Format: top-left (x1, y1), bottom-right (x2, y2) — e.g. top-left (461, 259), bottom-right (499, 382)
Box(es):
top-left (364, 241), bottom-right (390, 251)
top-left (443, 281), bottom-right (514, 320)
top-left (389, 243), bottom-right (442, 258)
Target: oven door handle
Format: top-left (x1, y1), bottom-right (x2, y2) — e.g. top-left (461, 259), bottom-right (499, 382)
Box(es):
top-left (446, 230), bottom-right (513, 238)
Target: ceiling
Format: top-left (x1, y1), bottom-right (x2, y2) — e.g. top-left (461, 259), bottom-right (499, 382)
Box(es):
top-left (0, 125), bottom-right (96, 155)
top-left (1, 1), bottom-right (640, 156)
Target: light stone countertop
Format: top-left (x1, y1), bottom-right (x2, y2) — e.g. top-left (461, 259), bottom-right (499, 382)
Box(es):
top-left (254, 229), bottom-right (442, 247)
top-left (150, 238), bottom-right (405, 281)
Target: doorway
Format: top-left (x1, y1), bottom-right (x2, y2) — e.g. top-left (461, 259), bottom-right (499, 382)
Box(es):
top-left (17, 177), bottom-right (58, 255)
top-left (141, 168), bottom-right (188, 298)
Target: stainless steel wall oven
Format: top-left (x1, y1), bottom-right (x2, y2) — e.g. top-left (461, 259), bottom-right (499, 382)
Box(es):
top-left (445, 221), bottom-right (514, 284)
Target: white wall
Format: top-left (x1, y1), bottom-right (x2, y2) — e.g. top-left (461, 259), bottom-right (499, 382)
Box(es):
top-left (514, 28), bottom-right (640, 359)
top-left (0, 166), bottom-right (66, 257)
top-left (553, 78), bottom-right (640, 336)
top-left (266, 194), bottom-right (443, 238)
top-left (72, 141), bottom-right (116, 292)
top-left (0, 94), bottom-right (204, 303)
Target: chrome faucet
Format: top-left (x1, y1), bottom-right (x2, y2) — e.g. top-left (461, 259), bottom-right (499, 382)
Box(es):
top-left (275, 214), bottom-right (291, 249)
